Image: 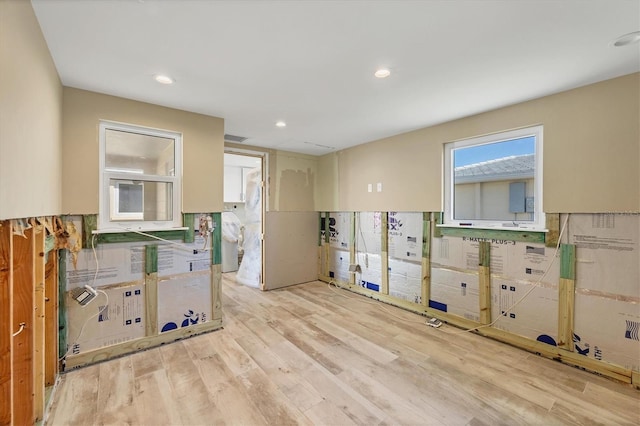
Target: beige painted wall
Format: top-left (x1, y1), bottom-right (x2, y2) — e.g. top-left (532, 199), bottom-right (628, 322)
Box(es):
top-left (273, 150), bottom-right (317, 211)
top-left (62, 88), bottom-right (224, 214)
top-left (225, 143), bottom-right (318, 212)
top-left (0, 0), bottom-right (62, 220)
top-left (317, 73), bottom-right (640, 213)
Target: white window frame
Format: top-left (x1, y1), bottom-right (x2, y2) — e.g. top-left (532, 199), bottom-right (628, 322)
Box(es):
top-left (443, 125), bottom-right (544, 231)
top-left (99, 121), bottom-right (182, 231)
top-left (110, 180), bottom-right (144, 221)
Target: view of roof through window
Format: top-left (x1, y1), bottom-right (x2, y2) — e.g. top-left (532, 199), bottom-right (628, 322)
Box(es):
top-left (453, 136), bottom-right (535, 168)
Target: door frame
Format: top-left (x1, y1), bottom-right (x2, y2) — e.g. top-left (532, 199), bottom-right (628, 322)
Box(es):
top-left (223, 148), bottom-right (268, 289)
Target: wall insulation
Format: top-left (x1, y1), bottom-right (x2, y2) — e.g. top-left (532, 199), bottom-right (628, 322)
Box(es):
top-left (319, 211), bottom-right (640, 385)
top-left (61, 215), bottom-right (222, 368)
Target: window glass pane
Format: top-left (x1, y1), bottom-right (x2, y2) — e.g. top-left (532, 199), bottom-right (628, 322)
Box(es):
top-left (109, 179), bottom-right (173, 222)
top-left (453, 136), bottom-right (535, 222)
top-left (105, 129), bottom-right (175, 176)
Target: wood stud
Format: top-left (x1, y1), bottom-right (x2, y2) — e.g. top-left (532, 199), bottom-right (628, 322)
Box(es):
top-left (558, 244), bottom-right (576, 351)
top-left (380, 212), bottom-right (389, 295)
top-left (33, 223), bottom-right (46, 421)
top-left (478, 241), bottom-right (491, 325)
top-left (12, 227), bottom-right (35, 425)
top-left (0, 221), bottom-right (13, 425)
top-left (317, 212), bottom-right (635, 385)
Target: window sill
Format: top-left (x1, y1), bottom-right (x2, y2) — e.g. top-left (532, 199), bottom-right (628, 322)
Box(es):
top-left (91, 226), bottom-right (190, 245)
top-left (435, 224), bottom-right (546, 244)
top-left (93, 226), bottom-right (189, 234)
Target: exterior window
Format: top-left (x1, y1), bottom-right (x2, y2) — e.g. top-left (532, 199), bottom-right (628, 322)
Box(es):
top-left (99, 121), bottom-right (182, 230)
top-left (443, 125), bottom-right (544, 230)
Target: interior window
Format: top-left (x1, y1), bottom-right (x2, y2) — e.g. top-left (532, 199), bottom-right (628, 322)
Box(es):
top-left (99, 122), bottom-right (182, 231)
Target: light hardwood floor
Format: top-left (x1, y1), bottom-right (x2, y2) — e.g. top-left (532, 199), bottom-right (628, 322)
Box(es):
top-left (46, 274), bottom-right (640, 425)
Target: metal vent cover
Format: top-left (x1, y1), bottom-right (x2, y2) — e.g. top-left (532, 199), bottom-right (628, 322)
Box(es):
top-left (224, 134), bottom-right (248, 143)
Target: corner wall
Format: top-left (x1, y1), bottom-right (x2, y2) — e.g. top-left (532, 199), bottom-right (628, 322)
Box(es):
top-left (0, 0), bottom-right (63, 220)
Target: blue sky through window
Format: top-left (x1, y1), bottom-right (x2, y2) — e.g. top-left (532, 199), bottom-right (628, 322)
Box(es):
top-left (454, 136), bottom-right (535, 168)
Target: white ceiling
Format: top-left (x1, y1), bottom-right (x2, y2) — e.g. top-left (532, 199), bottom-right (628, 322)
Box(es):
top-left (32, 0), bottom-right (640, 156)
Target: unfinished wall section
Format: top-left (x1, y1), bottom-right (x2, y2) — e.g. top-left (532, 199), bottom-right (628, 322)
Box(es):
top-left (1, 218), bottom-right (61, 425)
top-left (61, 214), bottom-right (223, 369)
top-left (319, 212), bottom-right (640, 386)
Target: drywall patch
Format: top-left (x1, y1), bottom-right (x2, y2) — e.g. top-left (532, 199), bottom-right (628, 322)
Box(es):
top-left (278, 168), bottom-right (314, 210)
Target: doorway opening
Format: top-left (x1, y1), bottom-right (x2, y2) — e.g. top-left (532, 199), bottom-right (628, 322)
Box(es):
top-left (222, 150), bottom-right (266, 289)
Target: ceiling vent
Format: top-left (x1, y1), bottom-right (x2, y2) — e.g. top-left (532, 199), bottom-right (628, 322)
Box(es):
top-left (224, 134), bottom-right (248, 143)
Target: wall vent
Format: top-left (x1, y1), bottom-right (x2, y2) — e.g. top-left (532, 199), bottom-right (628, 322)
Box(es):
top-left (224, 134), bottom-right (248, 143)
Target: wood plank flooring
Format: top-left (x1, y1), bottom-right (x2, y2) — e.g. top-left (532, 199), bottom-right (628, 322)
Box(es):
top-left (46, 274), bottom-right (640, 425)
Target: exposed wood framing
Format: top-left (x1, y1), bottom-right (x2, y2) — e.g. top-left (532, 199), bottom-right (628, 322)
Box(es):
top-left (0, 221), bottom-right (13, 425)
top-left (57, 249), bottom-right (67, 360)
top-left (349, 213), bottom-right (356, 286)
top-left (81, 214), bottom-right (97, 248)
top-left (439, 226), bottom-right (545, 244)
top-left (44, 249), bottom-right (58, 386)
top-left (380, 212), bottom-right (389, 295)
top-left (62, 212), bottom-right (224, 370)
top-left (211, 212), bottom-right (223, 322)
top-left (183, 213), bottom-right (195, 244)
top-left (212, 264), bottom-right (223, 323)
top-left (432, 212), bottom-right (443, 238)
top-left (96, 229), bottom-right (188, 245)
top-left (558, 244), bottom-right (576, 351)
top-left (145, 245), bottom-right (158, 336)
top-left (64, 318), bottom-right (223, 369)
top-left (33, 223), bottom-right (46, 421)
top-left (478, 241), bottom-right (491, 325)
top-left (421, 212), bottom-right (431, 307)
top-left (317, 213), bottom-right (322, 278)
top-left (323, 212), bottom-right (330, 279)
top-left (317, 211), bottom-right (633, 385)
top-left (545, 213), bottom-right (560, 248)
top-left (12, 227), bottom-right (35, 425)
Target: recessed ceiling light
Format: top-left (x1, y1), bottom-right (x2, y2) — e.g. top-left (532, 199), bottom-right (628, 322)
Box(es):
top-left (374, 68), bottom-right (391, 78)
top-left (275, 121), bottom-right (286, 128)
top-left (613, 31), bottom-right (640, 47)
top-left (154, 74), bottom-right (174, 84)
